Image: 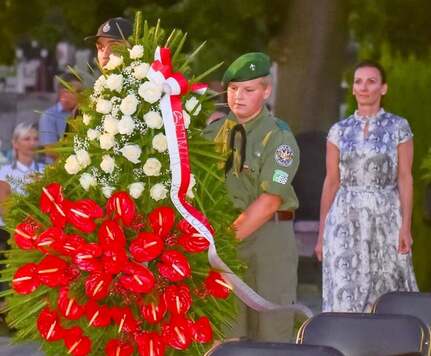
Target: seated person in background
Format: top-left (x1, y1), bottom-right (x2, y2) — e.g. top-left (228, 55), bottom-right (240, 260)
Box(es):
top-left (39, 72), bottom-right (81, 161)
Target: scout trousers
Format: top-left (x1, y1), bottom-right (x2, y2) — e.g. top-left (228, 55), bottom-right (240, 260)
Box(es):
top-left (227, 220), bottom-right (298, 342)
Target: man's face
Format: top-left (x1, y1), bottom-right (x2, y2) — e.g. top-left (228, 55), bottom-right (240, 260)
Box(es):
top-left (59, 81), bottom-right (81, 112)
top-left (96, 37), bottom-right (124, 67)
top-left (227, 78), bottom-right (272, 123)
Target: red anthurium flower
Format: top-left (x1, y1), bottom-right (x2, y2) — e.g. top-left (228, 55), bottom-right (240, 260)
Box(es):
top-left (119, 262), bottom-right (155, 294)
top-left (111, 306), bottom-right (138, 334)
top-left (37, 255), bottom-right (69, 287)
top-left (163, 285), bottom-right (191, 316)
top-left (102, 246), bottom-right (128, 275)
top-left (13, 218), bottom-right (40, 250)
top-left (85, 272), bottom-right (112, 300)
top-left (157, 251), bottom-right (191, 282)
top-left (85, 300), bottom-right (111, 327)
top-left (12, 263), bottom-right (40, 294)
top-left (178, 234), bottom-right (209, 253)
top-left (129, 232), bottom-right (164, 262)
top-left (37, 307), bottom-right (64, 341)
top-left (105, 339), bottom-right (134, 356)
top-left (191, 316), bottom-right (213, 343)
top-left (148, 206), bottom-right (175, 238)
top-left (35, 227), bottom-right (65, 254)
top-left (58, 287), bottom-right (85, 320)
top-left (140, 297), bottom-right (167, 324)
top-left (204, 271), bottom-right (232, 299)
top-left (40, 183), bottom-right (67, 228)
top-left (98, 220), bottom-right (126, 250)
top-left (162, 316), bottom-right (193, 350)
top-left (73, 243), bottom-right (103, 272)
top-left (135, 332), bottom-right (166, 356)
top-left (106, 192), bottom-right (136, 226)
top-left (177, 218), bottom-right (215, 236)
top-left (63, 326), bottom-right (92, 356)
top-left (54, 234), bottom-right (86, 256)
top-left (65, 199), bottom-right (103, 233)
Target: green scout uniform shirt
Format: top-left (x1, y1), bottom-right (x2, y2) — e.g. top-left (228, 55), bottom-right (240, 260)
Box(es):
top-left (203, 107), bottom-right (299, 211)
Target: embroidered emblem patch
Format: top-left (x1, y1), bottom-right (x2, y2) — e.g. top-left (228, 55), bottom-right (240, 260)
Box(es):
top-left (273, 169), bottom-right (289, 184)
top-left (102, 23), bottom-right (111, 33)
top-left (274, 144), bottom-right (294, 167)
top-left (250, 64), bottom-right (256, 71)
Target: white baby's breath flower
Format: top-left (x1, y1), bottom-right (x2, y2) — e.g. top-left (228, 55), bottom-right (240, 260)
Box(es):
top-left (120, 94), bottom-right (139, 115)
top-left (152, 133), bottom-right (168, 153)
top-left (102, 185), bottom-right (115, 198)
top-left (104, 54), bottom-right (123, 70)
top-left (144, 111), bottom-right (163, 129)
top-left (106, 73), bottom-right (123, 92)
top-left (138, 81), bottom-right (163, 104)
top-left (64, 155), bottom-right (81, 174)
top-left (75, 149), bottom-right (91, 168)
top-left (185, 96), bottom-right (202, 115)
top-left (120, 144), bottom-right (141, 164)
top-left (103, 115), bottom-right (119, 135)
top-left (100, 155), bottom-right (115, 174)
top-left (133, 62), bottom-right (150, 80)
top-left (129, 45), bottom-right (144, 59)
top-left (79, 173), bottom-right (97, 191)
top-left (93, 75), bottom-right (106, 93)
top-left (150, 183), bottom-right (168, 201)
top-left (96, 98), bottom-right (112, 114)
top-left (87, 128), bottom-right (100, 141)
top-left (143, 157), bottom-right (162, 176)
top-left (187, 174), bottom-right (196, 199)
top-left (118, 115), bottom-right (135, 135)
top-left (99, 133), bottom-right (115, 150)
top-left (128, 182), bottom-right (145, 199)
top-left (183, 110), bottom-right (191, 129)
top-left (82, 113), bottom-right (92, 125)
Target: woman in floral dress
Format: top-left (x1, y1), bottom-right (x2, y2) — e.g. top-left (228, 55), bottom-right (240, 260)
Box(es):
top-left (315, 60), bottom-right (418, 312)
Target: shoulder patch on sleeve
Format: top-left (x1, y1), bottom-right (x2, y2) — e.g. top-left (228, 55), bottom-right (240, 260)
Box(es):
top-left (273, 169), bottom-right (289, 184)
top-left (274, 144), bottom-right (294, 167)
top-left (275, 119), bottom-right (291, 132)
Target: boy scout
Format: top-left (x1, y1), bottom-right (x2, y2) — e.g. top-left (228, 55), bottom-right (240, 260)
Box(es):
top-left (204, 52), bottom-right (300, 341)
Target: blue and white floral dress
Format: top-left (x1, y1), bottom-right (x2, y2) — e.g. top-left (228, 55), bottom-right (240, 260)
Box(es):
top-left (322, 109), bottom-right (418, 312)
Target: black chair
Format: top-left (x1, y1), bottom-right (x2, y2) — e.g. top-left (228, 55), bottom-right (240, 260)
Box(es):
top-left (296, 312), bottom-right (430, 356)
top-left (374, 292), bottom-right (431, 329)
top-left (206, 340), bottom-right (344, 355)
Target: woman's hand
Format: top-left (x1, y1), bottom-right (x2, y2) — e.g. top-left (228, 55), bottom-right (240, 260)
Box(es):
top-left (314, 232), bottom-right (323, 262)
top-left (398, 226), bottom-right (413, 254)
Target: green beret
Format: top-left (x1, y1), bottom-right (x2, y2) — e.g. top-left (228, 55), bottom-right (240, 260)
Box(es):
top-left (222, 52), bottom-right (271, 85)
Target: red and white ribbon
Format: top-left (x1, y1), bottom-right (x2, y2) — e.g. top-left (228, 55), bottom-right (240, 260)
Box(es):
top-left (148, 47), bottom-right (312, 318)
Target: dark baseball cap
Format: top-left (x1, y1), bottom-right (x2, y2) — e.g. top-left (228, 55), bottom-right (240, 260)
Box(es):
top-left (84, 17), bottom-right (133, 42)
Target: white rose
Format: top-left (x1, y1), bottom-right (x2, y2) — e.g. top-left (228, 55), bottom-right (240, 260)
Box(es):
top-left (75, 149), bottom-right (91, 168)
top-left (104, 54), bottom-right (123, 70)
top-left (183, 110), bottom-right (191, 129)
top-left (79, 173), bottom-right (97, 191)
top-left (129, 45), bottom-right (144, 59)
top-left (128, 182), bottom-right (145, 199)
top-left (152, 133), bottom-right (168, 153)
top-left (120, 94), bottom-right (139, 115)
top-left (99, 133), bottom-right (115, 150)
top-left (100, 155), bottom-right (115, 174)
top-left (150, 183), bottom-right (168, 201)
top-left (93, 75), bottom-right (106, 93)
top-left (65, 155), bottom-right (81, 174)
top-left (118, 115), bottom-right (135, 135)
top-left (185, 96), bottom-right (202, 115)
top-left (143, 157), bottom-right (162, 176)
top-left (103, 115), bottom-right (119, 135)
top-left (102, 186), bottom-right (115, 198)
top-left (96, 98), bottom-right (112, 114)
top-left (144, 111), bottom-right (163, 129)
top-left (133, 62), bottom-right (150, 80)
top-left (186, 174), bottom-right (196, 199)
top-left (106, 74), bottom-right (123, 92)
top-left (83, 113), bottom-right (92, 125)
top-left (138, 81), bottom-right (163, 104)
top-left (87, 128), bottom-right (100, 141)
top-left (120, 144), bottom-right (141, 164)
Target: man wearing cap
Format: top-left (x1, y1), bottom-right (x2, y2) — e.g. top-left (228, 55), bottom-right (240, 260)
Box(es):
top-left (204, 52), bottom-right (300, 341)
top-left (85, 17), bottom-right (133, 67)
